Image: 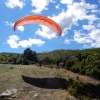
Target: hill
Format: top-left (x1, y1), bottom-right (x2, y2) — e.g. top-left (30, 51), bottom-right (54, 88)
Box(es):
top-left (0, 64), bottom-right (100, 100)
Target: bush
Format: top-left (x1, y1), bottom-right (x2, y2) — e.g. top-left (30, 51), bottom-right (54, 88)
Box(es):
top-left (22, 58), bottom-right (29, 65)
top-left (72, 80), bottom-right (85, 96)
top-left (90, 68), bottom-right (100, 80)
top-left (70, 64), bottom-right (80, 73)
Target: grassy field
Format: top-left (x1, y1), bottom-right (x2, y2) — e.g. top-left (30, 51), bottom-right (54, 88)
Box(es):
top-left (0, 64), bottom-right (76, 100)
top-left (0, 64), bottom-right (100, 100)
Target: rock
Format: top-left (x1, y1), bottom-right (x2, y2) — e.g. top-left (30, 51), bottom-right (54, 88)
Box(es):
top-left (1, 92), bottom-right (12, 97)
top-left (30, 91), bottom-right (32, 94)
top-left (0, 88), bottom-right (17, 99)
top-left (46, 94), bottom-right (50, 97)
top-left (33, 93), bottom-right (40, 97)
top-left (12, 94), bottom-right (17, 98)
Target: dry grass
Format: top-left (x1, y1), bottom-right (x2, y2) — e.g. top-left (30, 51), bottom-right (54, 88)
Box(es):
top-left (0, 64), bottom-right (100, 100)
top-left (0, 64), bottom-right (77, 100)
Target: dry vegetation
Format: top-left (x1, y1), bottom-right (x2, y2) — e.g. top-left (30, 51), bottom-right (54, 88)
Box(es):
top-left (0, 64), bottom-right (100, 100)
top-left (0, 64), bottom-right (77, 100)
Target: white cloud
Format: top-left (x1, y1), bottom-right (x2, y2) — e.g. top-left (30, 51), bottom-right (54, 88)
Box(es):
top-left (5, 0), bottom-right (98, 41)
top-left (6, 35), bottom-right (45, 48)
top-left (82, 25), bottom-right (96, 31)
top-left (60, 0), bottom-right (73, 4)
top-left (35, 26), bottom-right (57, 39)
top-left (99, 10), bottom-right (100, 14)
top-left (4, 21), bottom-right (14, 27)
top-left (34, 0), bottom-right (99, 39)
top-left (55, 4), bottom-right (59, 9)
top-left (6, 35), bottom-right (19, 48)
top-left (18, 38), bottom-right (45, 47)
top-left (6, 0), bottom-right (98, 42)
top-left (91, 10), bottom-right (98, 13)
top-left (51, 11), bottom-right (76, 30)
top-left (89, 29), bottom-right (100, 43)
top-left (80, 14), bottom-right (98, 21)
top-left (74, 30), bottom-right (93, 44)
top-left (17, 26), bottom-right (24, 32)
top-left (74, 29), bottom-right (100, 48)
top-left (34, 10), bottom-right (74, 38)
top-left (97, 23), bottom-right (100, 28)
top-left (5, 0), bottom-right (25, 9)
top-left (88, 20), bottom-right (94, 25)
top-left (64, 38), bottom-right (73, 44)
top-left (99, 0), bottom-right (100, 4)
top-left (31, 0), bottom-right (53, 13)
top-left (84, 42), bottom-right (100, 48)
top-left (66, 2), bottom-right (98, 21)
top-left (4, 21), bottom-right (24, 32)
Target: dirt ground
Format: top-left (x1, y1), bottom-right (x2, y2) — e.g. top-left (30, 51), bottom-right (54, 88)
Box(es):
top-left (0, 64), bottom-right (100, 100)
top-left (0, 64), bottom-right (77, 100)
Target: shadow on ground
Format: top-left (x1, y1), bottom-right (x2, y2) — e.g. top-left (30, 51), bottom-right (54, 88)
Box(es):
top-left (22, 75), bottom-right (64, 89)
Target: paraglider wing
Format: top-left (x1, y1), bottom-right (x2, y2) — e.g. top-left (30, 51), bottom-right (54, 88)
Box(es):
top-left (14, 15), bottom-right (62, 36)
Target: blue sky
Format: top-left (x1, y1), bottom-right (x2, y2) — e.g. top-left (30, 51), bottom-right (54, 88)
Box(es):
top-left (0, 0), bottom-right (100, 53)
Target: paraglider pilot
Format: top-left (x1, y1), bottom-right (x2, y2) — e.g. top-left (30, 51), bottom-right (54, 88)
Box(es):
top-left (56, 59), bottom-right (60, 69)
top-left (38, 59), bottom-right (43, 68)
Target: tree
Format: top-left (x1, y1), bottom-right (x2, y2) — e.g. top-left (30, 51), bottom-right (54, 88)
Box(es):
top-left (43, 57), bottom-right (53, 64)
top-left (22, 48), bottom-right (38, 64)
top-left (16, 58), bottom-right (22, 64)
top-left (6, 57), bottom-right (12, 63)
top-left (22, 58), bottom-right (29, 65)
top-left (12, 56), bottom-right (17, 64)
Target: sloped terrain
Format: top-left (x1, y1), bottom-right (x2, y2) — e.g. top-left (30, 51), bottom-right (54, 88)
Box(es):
top-left (0, 64), bottom-right (100, 100)
top-left (0, 65), bottom-right (76, 100)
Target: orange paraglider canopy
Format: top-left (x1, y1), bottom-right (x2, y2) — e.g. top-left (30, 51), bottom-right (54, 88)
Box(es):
top-left (14, 15), bottom-right (62, 36)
